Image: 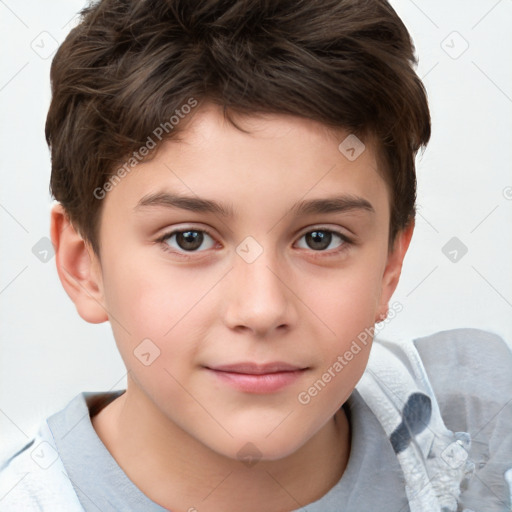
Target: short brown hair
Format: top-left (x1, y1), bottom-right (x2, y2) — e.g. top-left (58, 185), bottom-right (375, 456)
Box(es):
top-left (46, 0), bottom-right (430, 255)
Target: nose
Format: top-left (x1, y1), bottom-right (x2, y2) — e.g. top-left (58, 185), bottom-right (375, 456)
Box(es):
top-left (223, 247), bottom-right (298, 337)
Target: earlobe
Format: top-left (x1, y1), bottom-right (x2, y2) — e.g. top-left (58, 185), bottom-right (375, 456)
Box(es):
top-left (50, 203), bottom-right (108, 324)
top-left (375, 221), bottom-right (415, 323)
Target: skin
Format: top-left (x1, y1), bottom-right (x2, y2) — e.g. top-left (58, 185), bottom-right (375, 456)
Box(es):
top-left (51, 102), bottom-right (413, 512)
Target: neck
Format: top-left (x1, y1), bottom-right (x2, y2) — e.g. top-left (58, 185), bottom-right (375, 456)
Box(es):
top-left (92, 384), bottom-right (351, 512)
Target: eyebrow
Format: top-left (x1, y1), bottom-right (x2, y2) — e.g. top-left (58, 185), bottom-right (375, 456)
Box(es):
top-left (135, 192), bottom-right (375, 217)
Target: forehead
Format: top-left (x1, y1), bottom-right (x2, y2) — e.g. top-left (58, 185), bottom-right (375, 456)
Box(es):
top-left (99, 103), bottom-right (389, 226)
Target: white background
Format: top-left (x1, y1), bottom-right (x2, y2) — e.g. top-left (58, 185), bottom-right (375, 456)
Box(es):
top-left (1, 0), bottom-right (511, 460)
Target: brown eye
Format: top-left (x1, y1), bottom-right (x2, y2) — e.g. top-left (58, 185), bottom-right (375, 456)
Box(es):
top-left (176, 230), bottom-right (204, 251)
top-left (296, 229), bottom-right (349, 252)
top-left (305, 230), bottom-right (332, 251)
top-left (161, 229), bottom-right (216, 253)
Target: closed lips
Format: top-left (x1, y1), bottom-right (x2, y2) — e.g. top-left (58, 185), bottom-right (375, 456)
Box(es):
top-left (206, 362), bottom-right (308, 374)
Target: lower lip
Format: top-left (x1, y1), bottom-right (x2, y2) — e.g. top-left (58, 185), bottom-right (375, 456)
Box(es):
top-left (207, 369), bottom-right (306, 393)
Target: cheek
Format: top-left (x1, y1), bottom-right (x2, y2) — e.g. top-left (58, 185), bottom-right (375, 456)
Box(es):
top-left (297, 254), bottom-right (384, 399)
top-left (313, 276), bottom-right (375, 384)
top-left (103, 267), bottom-right (172, 338)
top-left (310, 259), bottom-right (384, 342)
top-left (293, 275), bottom-right (377, 440)
top-left (102, 249), bottom-right (211, 335)
top-left (101, 252), bottom-right (222, 376)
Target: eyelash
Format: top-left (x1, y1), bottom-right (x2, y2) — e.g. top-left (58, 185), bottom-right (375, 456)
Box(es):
top-left (155, 226), bottom-right (354, 260)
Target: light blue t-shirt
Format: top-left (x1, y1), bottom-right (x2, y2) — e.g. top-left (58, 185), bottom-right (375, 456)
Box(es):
top-left (1, 328), bottom-right (511, 511)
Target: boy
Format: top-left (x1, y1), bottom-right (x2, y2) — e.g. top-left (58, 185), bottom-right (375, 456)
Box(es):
top-left (1, 0), bottom-right (511, 510)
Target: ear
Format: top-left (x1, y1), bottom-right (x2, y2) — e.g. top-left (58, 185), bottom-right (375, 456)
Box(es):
top-left (50, 203), bottom-right (108, 324)
top-left (375, 221), bottom-right (414, 322)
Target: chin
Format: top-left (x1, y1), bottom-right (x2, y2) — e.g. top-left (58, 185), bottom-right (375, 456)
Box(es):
top-left (218, 430), bottom-right (309, 464)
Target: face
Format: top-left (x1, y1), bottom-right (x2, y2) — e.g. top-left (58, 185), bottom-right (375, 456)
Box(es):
top-left (81, 103), bottom-right (407, 461)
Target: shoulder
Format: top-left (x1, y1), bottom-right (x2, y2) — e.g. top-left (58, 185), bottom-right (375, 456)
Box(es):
top-left (412, 327), bottom-right (512, 406)
top-left (413, 327), bottom-right (512, 370)
top-left (0, 419), bottom-right (83, 512)
top-left (412, 327), bottom-right (512, 426)
top-left (413, 328), bottom-right (512, 510)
